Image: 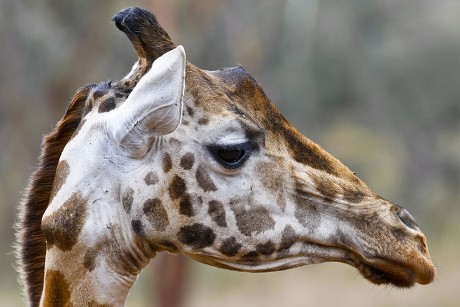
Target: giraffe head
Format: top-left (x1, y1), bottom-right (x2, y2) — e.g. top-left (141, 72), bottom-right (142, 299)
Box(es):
top-left (37, 7), bottom-right (435, 304)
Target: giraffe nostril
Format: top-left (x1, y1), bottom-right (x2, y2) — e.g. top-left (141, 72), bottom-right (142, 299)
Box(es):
top-left (417, 235), bottom-right (429, 255)
top-left (396, 207), bottom-right (419, 231)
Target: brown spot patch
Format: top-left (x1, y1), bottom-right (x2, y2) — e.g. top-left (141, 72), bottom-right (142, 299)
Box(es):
top-left (42, 270), bottom-right (72, 307)
top-left (131, 219), bottom-right (144, 237)
top-left (144, 171), bottom-right (159, 185)
top-left (169, 138), bottom-right (182, 149)
top-left (180, 152), bottom-right (195, 170)
top-left (177, 223), bottom-right (216, 249)
top-left (219, 237), bottom-right (241, 256)
top-left (122, 187), bottom-right (134, 213)
top-left (98, 97), bottom-right (117, 113)
top-left (42, 192), bottom-right (87, 251)
top-left (179, 194), bottom-right (195, 216)
top-left (92, 88), bottom-right (106, 100)
top-left (208, 200), bottom-right (227, 227)
top-left (196, 164), bottom-right (217, 192)
top-left (186, 105), bottom-right (195, 117)
top-left (233, 206), bottom-right (275, 236)
top-left (169, 175), bottom-right (186, 200)
top-left (143, 198), bottom-right (169, 231)
top-left (50, 160), bottom-right (70, 200)
top-left (257, 161), bottom-right (284, 190)
top-left (256, 241), bottom-right (276, 255)
top-left (240, 251), bottom-right (260, 263)
top-left (162, 153), bottom-right (172, 173)
top-left (283, 128), bottom-right (340, 176)
top-left (256, 160), bottom-right (286, 210)
top-left (279, 226), bottom-right (298, 251)
top-left (70, 118), bottom-right (87, 140)
top-left (343, 185), bottom-right (367, 203)
top-left (293, 193), bottom-right (321, 229)
top-left (83, 249), bottom-right (98, 272)
top-left (198, 117), bottom-right (209, 125)
top-left (310, 172), bottom-right (341, 201)
top-left (83, 99), bottom-right (94, 116)
top-left (83, 240), bottom-right (106, 272)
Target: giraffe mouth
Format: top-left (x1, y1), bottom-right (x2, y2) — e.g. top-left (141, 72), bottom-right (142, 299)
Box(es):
top-left (345, 251), bottom-right (436, 288)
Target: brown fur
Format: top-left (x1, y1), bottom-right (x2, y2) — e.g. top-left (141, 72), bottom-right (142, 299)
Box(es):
top-left (42, 269), bottom-right (73, 307)
top-left (122, 188), bottom-right (134, 214)
top-left (177, 223), bottom-right (216, 249)
top-left (49, 160), bottom-right (70, 201)
top-left (219, 237), bottom-right (242, 256)
top-left (143, 198), bottom-right (170, 231)
top-left (15, 86), bottom-right (90, 306)
top-left (42, 192), bottom-right (88, 251)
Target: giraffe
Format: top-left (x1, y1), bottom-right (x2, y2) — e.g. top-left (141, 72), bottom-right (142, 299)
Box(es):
top-left (15, 7), bottom-right (436, 307)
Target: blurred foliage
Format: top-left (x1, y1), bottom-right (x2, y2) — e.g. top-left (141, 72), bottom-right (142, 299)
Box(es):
top-left (1, 0), bottom-right (459, 306)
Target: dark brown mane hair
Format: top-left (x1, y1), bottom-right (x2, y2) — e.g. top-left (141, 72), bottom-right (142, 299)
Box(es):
top-left (15, 86), bottom-right (90, 306)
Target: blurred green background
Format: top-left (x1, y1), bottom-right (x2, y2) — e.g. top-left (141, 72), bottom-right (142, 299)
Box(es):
top-left (1, 0), bottom-right (459, 306)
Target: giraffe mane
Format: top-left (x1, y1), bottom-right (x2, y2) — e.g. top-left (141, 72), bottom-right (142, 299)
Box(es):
top-left (15, 86), bottom-right (91, 306)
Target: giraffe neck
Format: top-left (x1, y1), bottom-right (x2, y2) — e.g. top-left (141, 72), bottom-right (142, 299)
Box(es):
top-left (40, 263), bottom-right (134, 306)
top-left (40, 238), bottom-right (156, 306)
top-left (40, 185), bottom-right (157, 306)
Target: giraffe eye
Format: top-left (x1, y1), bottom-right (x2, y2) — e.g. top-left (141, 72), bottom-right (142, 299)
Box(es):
top-left (208, 142), bottom-right (254, 169)
top-left (218, 148), bottom-right (245, 163)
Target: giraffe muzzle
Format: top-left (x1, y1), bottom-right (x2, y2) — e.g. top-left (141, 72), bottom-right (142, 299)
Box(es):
top-left (345, 203), bottom-right (436, 287)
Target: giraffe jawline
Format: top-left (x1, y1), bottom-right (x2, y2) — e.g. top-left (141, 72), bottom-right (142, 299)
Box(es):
top-left (186, 245), bottom-right (422, 287)
top-left (189, 254), bottom-right (314, 273)
top-left (185, 244), bottom-right (350, 273)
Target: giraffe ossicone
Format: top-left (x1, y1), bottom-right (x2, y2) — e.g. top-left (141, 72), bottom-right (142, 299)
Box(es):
top-left (16, 6), bottom-right (436, 307)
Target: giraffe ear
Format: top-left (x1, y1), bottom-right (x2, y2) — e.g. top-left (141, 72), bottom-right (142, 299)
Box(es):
top-left (111, 45), bottom-right (186, 158)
